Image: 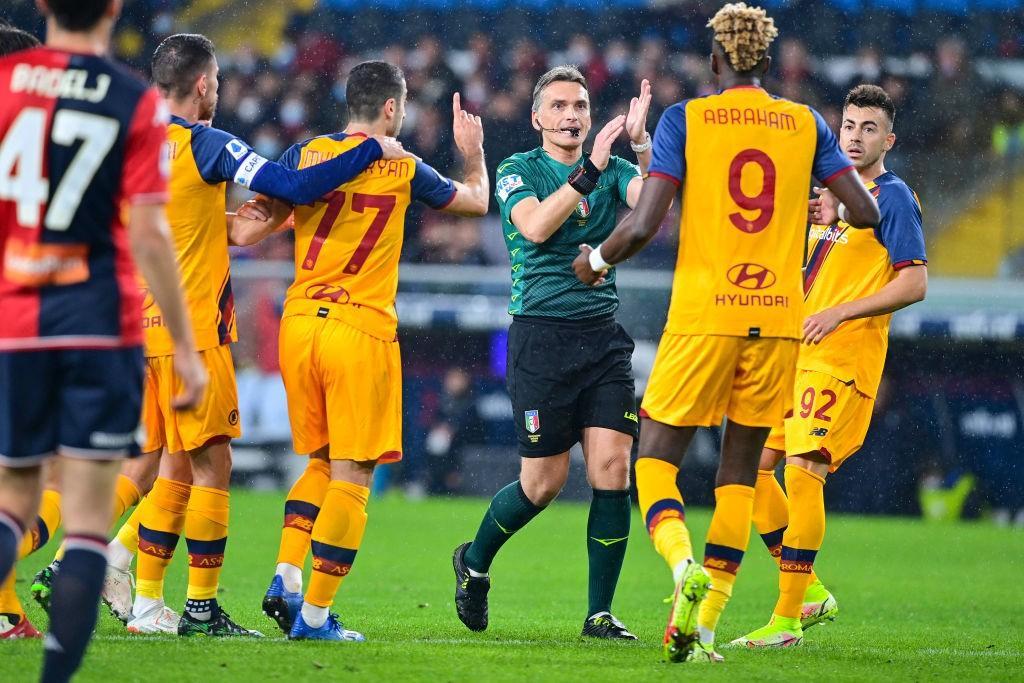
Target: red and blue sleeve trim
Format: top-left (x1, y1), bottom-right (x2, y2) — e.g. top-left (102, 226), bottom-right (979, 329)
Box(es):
top-left (648, 171), bottom-right (681, 187)
top-left (892, 259), bottom-right (927, 270)
top-left (822, 165), bottom-right (855, 185)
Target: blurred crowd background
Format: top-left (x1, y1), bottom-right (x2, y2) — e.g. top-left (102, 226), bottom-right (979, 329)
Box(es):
top-left (3, 0), bottom-right (1023, 525)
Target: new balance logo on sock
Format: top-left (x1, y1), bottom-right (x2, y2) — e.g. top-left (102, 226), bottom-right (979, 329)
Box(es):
top-left (310, 541), bottom-right (356, 576)
top-left (590, 536), bottom-right (629, 547)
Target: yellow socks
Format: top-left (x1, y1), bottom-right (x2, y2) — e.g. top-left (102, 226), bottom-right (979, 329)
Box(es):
top-left (18, 489), bottom-right (61, 559)
top-left (113, 475), bottom-right (142, 521)
top-left (278, 458), bottom-right (331, 570)
top-left (0, 568), bottom-right (22, 616)
top-left (753, 467), bottom-right (822, 586)
top-left (184, 487), bottom-right (229, 618)
top-left (115, 503), bottom-right (143, 555)
top-left (697, 484), bottom-right (755, 641)
top-left (305, 481), bottom-right (369, 609)
top-left (753, 469), bottom-right (790, 560)
top-left (774, 466), bottom-right (826, 619)
top-left (136, 477), bottom-right (191, 601)
top-left (635, 457), bottom-right (693, 574)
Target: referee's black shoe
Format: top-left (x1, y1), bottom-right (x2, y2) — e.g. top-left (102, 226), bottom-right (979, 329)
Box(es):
top-left (453, 542), bottom-right (489, 631)
top-left (582, 612), bottom-right (638, 640)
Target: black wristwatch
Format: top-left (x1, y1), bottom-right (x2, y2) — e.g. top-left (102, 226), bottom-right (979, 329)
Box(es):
top-left (567, 158), bottom-right (602, 195)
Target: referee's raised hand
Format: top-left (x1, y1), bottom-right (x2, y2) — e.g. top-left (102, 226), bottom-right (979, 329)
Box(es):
top-left (590, 114), bottom-right (626, 171)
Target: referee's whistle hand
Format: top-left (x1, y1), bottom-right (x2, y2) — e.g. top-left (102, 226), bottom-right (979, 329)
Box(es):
top-left (573, 244), bottom-right (606, 286)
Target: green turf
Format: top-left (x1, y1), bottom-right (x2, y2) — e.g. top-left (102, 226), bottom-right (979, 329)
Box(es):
top-left (2, 490), bottom-right (1022, 681)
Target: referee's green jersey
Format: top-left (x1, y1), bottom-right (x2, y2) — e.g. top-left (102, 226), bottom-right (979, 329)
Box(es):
top-left (495, 147), bottom-right (639, 318)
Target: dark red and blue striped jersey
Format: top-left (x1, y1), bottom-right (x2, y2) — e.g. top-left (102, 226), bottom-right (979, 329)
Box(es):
top-left (0, 46), bottom-right (168, 351)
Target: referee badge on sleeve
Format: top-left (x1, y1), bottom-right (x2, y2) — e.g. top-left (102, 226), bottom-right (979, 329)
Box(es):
top-left (525, 410), bottom-right (540, 434)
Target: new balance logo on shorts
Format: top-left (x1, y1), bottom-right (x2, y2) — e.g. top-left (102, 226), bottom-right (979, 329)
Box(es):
top-left (810, 427), bottom-right (829, 437)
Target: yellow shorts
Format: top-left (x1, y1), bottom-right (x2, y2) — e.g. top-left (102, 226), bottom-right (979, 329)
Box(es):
top-left (764, 369), bottom-right (874, 472)
top-left (279, 313), bottom-right (402, 463)
top-left (641, 334), bottom-right (797, 428)
top-left (140, 344), bottom-right (240, 454)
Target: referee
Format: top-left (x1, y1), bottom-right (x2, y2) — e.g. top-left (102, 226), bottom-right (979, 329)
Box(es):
top-left (453, 65), bottom-right (652, 639)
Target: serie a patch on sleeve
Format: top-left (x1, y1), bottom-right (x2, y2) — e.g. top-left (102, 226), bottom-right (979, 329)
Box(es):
top-left (496, 174), bottom-right (524, 201)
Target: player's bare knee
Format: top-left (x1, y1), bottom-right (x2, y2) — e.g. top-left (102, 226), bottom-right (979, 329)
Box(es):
top-left (191, 438), bottom-right (232, 489)
top-left (41, 459), bottom-right (62, 492)
top-left (0, 464), bottom-right (44, 524)
top-left (60, 459), bottom-right (121, 536)
top-left (637, 420), bottom-right (695, 467)
top-left (786, 453), bottom-right (830, 479)
top-left (121, 450), bottom-right (160, 494)
top-left (520, 456), bottom-right (568, 506)
top-left (759, 447), bottom-right (784, 471)
top-left (160, 450), bottom-right (193, 485)
top-left (330, 458), bottom-right (374, 488)
top-left (522, 477), bottom-right (563, 506)
top-left (587, 452), bottom-right (630, 490)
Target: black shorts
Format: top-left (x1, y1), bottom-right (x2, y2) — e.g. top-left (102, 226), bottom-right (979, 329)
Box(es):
top-left (507, 314), bottom-right (638, 457)
top-left (0, 347), bottom-right (144, 467)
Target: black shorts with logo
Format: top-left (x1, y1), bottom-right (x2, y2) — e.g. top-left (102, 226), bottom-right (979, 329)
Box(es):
top-left (506, 314), bottom-right (638, 457)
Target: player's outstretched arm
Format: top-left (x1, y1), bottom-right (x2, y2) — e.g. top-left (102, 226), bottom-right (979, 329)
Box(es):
top-left (512, 115), bottom-right (626, 242)
top-left (127, 203), bottom-right (208, 409)
top-left (822, 169), bottom-right (880, 228)
top-left (572, 175), bottom-right (674, 285)
top-left (440, 93), bottom-right (489, 217)
top-left (229, 196), bottom-right (294, 247)
top-left (803, 265), bottom-right (927, 344)
top-left (243, 135), bottom-right (409, 207)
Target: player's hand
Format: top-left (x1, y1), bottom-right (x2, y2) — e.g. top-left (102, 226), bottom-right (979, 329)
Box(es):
top-left (236, 195), bottom-right (273, 221)
top-left (810, 186), bottom-right (839, 225)
top-left (803, 306), bottom-right (847, 345)
top-left (452, 92), bottom-right (484, 156)
top-left (372, 135), bottom-right (414, 161)
top-left (590, 115), bottom-right (626, 171)
top-left (573, 244), bottom-right (607, 286)
top-left (172, 348), bottom-right (208, 411)
top-left (625, 79), bottom-right (652, 145)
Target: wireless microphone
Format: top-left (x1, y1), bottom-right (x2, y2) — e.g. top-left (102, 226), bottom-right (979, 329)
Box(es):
top-left (539, 126), bottom-right (581, 137)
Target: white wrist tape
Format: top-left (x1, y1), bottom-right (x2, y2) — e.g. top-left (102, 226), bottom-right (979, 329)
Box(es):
top-left (589, 244), bottom-right (612, 272)
top-left (837, 202), bottom-right (849, 223)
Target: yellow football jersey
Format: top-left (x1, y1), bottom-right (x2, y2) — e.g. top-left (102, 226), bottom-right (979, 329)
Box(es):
top-left (799, 171), bottom-right (926, 398)
top-left (281, 133), bottom-right (456, 341)
top-left (648, 86), bottom-right (854, 339)
top-left (141, 116), bottom-right (244, 357)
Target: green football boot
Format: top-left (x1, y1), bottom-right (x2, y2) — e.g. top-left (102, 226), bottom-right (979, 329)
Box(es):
top-left (801, 581), bottom-right (839, 631)
top-left (686, 640), bottom-right (724, 663)
top-left (730, 614), bottom-right (803, 648)
top-left (662, 561), bottom-right (711, 663)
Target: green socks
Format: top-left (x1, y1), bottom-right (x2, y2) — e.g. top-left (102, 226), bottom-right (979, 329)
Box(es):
top-left (587, 489), bottom-right (630, 616)
top-left (464, 481), bottom-right (544, 573)
top-left (464, 482), bottom-right (630, 618)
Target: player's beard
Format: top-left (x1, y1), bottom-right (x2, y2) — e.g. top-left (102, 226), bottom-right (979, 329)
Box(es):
top-left (853, 148), bottom-right (882, 172)
top-left (198, 95), bottom-right (217, 124)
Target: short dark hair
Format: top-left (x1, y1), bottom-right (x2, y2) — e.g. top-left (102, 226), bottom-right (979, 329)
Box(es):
top-left (0, 23), bottom-right (40, 57)
top-left (346, 61), bottom-right (406, 122)
top-left (42, 0), bottom-right (111, 32)
top-left (152, 34), bottom-right (216, 100)
top-left (844, 84), bottom-right (896, 128)
top-left (532, 65), bottom-right (587, 111)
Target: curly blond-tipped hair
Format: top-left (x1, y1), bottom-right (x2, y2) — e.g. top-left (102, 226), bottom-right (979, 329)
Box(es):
top-left (707, 3), bottom-right (779, 73)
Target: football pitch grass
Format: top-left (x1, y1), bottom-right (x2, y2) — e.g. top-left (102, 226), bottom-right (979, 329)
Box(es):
top-left (3, 491), bottom-right (1023, 682)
